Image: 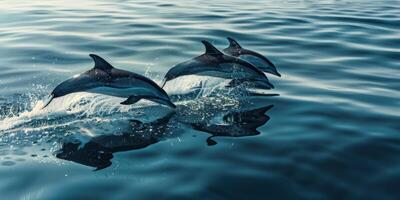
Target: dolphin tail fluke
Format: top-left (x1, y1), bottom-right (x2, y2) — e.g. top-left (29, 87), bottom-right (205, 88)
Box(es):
top-left (41, 94), bottom-right (54, 109)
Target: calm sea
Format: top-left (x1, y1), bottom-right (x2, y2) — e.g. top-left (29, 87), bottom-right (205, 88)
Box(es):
top-left (0, 0), bottom-right (399, 199)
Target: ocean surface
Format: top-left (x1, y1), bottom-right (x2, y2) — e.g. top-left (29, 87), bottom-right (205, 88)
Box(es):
top-left (0, 0), bottom-right (399, 199)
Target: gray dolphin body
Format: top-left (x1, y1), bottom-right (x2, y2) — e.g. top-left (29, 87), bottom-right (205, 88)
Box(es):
top-left (43, 54), bottom-right (175, 109)
top-left (161, 40), bottom-right (274, 89)
top-left (223, 37), bottom-right (281, 77)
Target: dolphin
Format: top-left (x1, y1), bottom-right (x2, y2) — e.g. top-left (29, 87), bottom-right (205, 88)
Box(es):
top-left (223, 37), bottom-right (281, 77)
top-left (161, 40), bottom-right (274, 89)
top-left (42, 54), bottom-right (175, 109)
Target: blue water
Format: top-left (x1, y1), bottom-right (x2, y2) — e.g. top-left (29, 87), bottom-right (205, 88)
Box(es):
top-left (1, 0), bottom-right (400, 199)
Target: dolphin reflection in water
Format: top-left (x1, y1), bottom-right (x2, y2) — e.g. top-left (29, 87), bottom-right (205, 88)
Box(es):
top-left (56, 112), bottom-right (175, 170)
top-left (55, 103), bottom-right (274, 170)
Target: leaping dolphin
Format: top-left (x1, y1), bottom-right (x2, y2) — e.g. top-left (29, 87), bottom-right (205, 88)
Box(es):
top-left (161, 40), bottom-right (274, 89)
top-left (42, 54), bottom-right (175, 109)
top-left (223, 37), bottom-right (281, 77)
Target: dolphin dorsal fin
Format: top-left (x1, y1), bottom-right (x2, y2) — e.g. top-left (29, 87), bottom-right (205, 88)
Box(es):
top-left (201, 40), bottom-right (223, 55)
top-left (227, 37), bottom-right (242, 48)
top-left (89, 54), bottom-right (114, 71)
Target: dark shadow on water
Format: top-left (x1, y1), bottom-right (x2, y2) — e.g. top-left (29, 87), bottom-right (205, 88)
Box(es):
top-left (189, 105), bottom-right (273, 146)
top-left (55, 103), bottom-right (274, 170)
top-left (56, 112), bottom-right (175, 170)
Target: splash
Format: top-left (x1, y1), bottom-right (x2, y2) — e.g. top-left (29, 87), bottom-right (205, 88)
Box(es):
top-left (0, 76), bottom-right (275, 170)
top-left (0, 77), bottom-right (244, 134)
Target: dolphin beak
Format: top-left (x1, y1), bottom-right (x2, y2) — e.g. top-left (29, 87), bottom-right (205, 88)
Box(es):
top-left (160, 78), bottom-right (167, 88)
top-left (41, 94), bottom-right (54, 109)
top-left (274, 71), bottom-right (281, 77)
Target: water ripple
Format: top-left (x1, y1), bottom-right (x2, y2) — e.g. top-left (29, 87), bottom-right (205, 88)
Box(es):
top-left (0, 0), bottom-right (399, 199)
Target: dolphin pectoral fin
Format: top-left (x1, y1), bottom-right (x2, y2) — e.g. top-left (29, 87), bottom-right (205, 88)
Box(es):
top-left (160, 78), bottom-right (167, 88)
top-left (121, 96), bottom-right (176, 108)
top-left (206, 136), bottom-right (218, 146)
top-left (120, 96), bottom-right (141, 105)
